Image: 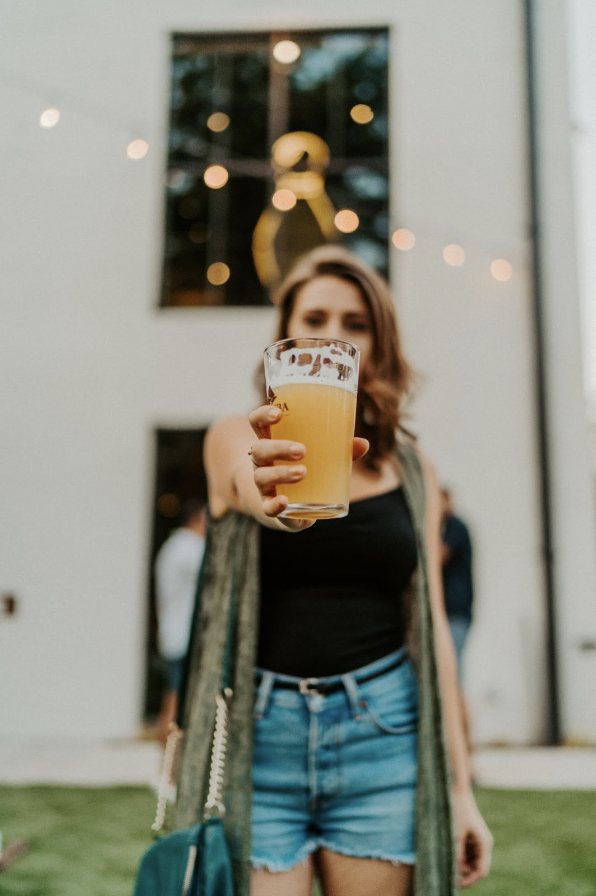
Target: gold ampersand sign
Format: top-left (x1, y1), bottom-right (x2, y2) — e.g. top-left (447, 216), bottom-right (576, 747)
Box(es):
top-left (252, 131), bottom-right (338, 291)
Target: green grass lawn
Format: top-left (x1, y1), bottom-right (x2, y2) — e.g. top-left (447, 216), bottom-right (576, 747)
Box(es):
top-left (0, 786), bottom-right (595, 895)
top-left (0, 786), bottom-right (155, 896)
top-left (472, 789), bottom-right (596, 896)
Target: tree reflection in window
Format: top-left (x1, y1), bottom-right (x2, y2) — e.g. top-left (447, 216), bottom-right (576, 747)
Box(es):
top-left (162, 29), bottom-right (389, 308)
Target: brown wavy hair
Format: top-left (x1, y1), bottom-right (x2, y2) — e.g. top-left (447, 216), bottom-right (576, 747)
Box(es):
top-left (265, 244), bottom-right (415, 471)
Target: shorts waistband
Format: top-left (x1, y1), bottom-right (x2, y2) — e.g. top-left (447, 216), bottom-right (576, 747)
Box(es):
top-left (255, 647), bottom-right (408, 698)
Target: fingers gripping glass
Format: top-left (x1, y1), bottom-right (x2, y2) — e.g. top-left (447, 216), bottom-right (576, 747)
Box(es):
top-left (263, 337), bottom-right (360, 519)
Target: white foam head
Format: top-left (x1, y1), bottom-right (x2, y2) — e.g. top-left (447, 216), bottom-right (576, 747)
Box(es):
top-left (264, 339), bottom-right (359, 393)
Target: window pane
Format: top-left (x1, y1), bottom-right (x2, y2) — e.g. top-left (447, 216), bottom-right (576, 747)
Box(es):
top-left (161, 29), bottom-right (389, 308)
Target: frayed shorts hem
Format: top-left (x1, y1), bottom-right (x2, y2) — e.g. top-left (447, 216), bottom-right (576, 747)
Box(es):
top-left (251, 842), bottom-right (318, 873)
top-left (251, 840), bottom-right (416, 872)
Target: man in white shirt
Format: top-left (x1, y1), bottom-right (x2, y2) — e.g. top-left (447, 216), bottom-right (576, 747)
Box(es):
top-left (155, 499), bottom-right (207, 743)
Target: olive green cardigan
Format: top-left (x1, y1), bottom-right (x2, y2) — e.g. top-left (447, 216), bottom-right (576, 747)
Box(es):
top-left (174, 440), bottom-right (456, 895)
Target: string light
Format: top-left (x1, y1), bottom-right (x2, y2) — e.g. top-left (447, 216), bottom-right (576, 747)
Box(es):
top-left (204, 165), bottom-right (229, 189)
top-left (23, 78), bottom-right (518, 286)
top-left (335, 209), bottom-right (359, 233)
top-left (390, 229), bottom-right (516, 283)
top-left (392, 229), bottom-right (416, 250)
top-left (127, 139), bottom-right (149, 160)
top-left (273, 40), bottom-right (301, 64)
top-left (490, 259), bottom-right (513, 281)
top-left (272, 189), bottom-right (297, 211)
top-left (39, 108), bottom-right (60, 128)
top-left (207, 112), bottom-right (230, 133)
top-left (350, 104), bottom-right (374, 124)
top-left (443, 244), bottom-right (466, 266)
top-left (9, 65), bottom-right (520, 296)
top-left (207, 262), bottom-right (230, 285)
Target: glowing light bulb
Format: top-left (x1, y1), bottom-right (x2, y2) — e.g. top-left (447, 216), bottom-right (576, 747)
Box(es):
top-left (272, 189), bottom-right (297, 211)
top-left (127, 139), bottom-right (149, 160)
top-left (204, 165), bottom-right (229, 189)
top-left (335, 210), bottom-right (359, 234)
top-left (189, 222), bottom-right (210, 244)
top-left (273, 40), bottom-right (301, 64)
top-left (392, 229), bottom-right (416, 251)
top-left (490, 259), bottom-right (513, 281)
top-left (207, 112), bottom-right (230, 133)
top-left (207, 262), bottom-right (230, 285)
top-left (39, 108), bottom-right (60, 128)
top-left (443, 244), bottom-right (466, 266)
top-left (350, 104), bottom-right (374, 125)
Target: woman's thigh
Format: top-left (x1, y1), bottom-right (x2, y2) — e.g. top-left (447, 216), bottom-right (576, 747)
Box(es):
top-left (251, 857), bottom-right (314, 896)
top-left (318, 851), bottom-right (413, 896)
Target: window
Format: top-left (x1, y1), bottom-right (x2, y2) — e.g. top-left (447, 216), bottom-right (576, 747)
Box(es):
top-left (144, 428), bottom-right (207, 719)
top-left (162, 29), bottom-right (389, 307)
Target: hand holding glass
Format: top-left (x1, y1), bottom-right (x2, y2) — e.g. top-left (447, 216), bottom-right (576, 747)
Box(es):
top-left (263, 338), bottom-right (360, 519)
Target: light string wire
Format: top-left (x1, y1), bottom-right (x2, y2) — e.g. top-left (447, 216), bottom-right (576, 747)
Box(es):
top-left (0, 65), bottom-right (520, 277)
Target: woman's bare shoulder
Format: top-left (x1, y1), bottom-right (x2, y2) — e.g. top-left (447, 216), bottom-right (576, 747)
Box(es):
top-left (397, 433), bottom-right (435, 475)
top-left (410, 445), bottom-right (442, 525)
top-left (415, 445), bottom-right (437, 481)
top-left (398, 438), bottom-right (440, 499)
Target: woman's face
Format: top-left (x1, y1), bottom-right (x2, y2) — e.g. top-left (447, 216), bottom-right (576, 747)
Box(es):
top-left (286, 275), bottom-right (374, 370)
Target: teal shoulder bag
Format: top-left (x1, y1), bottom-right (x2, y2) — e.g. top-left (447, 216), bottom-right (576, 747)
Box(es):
top-left (131, 813), bottom-right (233, 896)
top-left (132, 526), bottom-right (236, 896)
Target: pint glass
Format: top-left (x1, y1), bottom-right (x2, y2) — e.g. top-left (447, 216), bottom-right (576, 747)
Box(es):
top-left (263, 337), bottom-right (360, 519)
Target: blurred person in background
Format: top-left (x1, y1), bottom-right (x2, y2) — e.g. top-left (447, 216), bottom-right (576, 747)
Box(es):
top-left (155, 499), bottom-right (207, 745)
top-left (175, 246), bottom-right (492, 896)
top-left (440, 488), bottom-right (474, 682)
top-left (440, 487), bottom-right (474, 750)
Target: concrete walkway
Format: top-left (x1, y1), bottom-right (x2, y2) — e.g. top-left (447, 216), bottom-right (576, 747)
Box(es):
top-left (1, 739), bottom-right (596, 789)
top-left (0, 739), bottom-right (162, 788)
top-left (472, 746), bottom-right (596, 789)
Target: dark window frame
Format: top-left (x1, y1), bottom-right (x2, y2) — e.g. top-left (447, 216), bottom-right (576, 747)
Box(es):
top-left (160, 27), bottom-right (390, 309)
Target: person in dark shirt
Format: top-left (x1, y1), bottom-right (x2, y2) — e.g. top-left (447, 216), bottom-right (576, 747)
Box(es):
top-left (440, 487), bottom-right (474, 682)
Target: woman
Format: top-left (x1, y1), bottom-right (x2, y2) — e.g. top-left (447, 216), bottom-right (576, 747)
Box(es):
top-left (176, 245), bottom-right (492, 896)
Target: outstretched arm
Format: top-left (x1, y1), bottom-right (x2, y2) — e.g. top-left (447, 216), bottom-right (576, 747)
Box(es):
top-left (204, 405), bottom-right (368, 531)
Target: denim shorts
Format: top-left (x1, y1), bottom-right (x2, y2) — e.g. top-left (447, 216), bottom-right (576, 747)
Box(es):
top-left (251, 648), bottom-right (419, 872)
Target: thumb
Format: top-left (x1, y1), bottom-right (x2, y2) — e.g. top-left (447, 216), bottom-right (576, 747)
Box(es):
top-left (352, 438), bottom-right (369, 462)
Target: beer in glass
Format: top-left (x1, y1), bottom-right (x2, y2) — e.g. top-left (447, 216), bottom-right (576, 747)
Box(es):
top-left (263, 338), bottom-right (360, 519)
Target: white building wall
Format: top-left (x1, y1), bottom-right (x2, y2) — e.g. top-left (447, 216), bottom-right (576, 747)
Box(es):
top-left (0, 0), bottom-right (589, 744)
top-left (568, 0), bottom-right (596, 409)
top-left (392, 4), bottom-right (547, 743)
top-left (534, 0), bottom-right (596, 741)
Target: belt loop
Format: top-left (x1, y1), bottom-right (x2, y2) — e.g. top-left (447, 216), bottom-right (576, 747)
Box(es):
top-left (254, 670), bottom-right (275, 719)
top-left (341, 673), bottom-right (362, 720)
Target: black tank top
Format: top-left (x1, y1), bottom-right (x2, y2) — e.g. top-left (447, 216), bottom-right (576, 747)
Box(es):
top-left (258, 486), bottom-right (417, 677)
